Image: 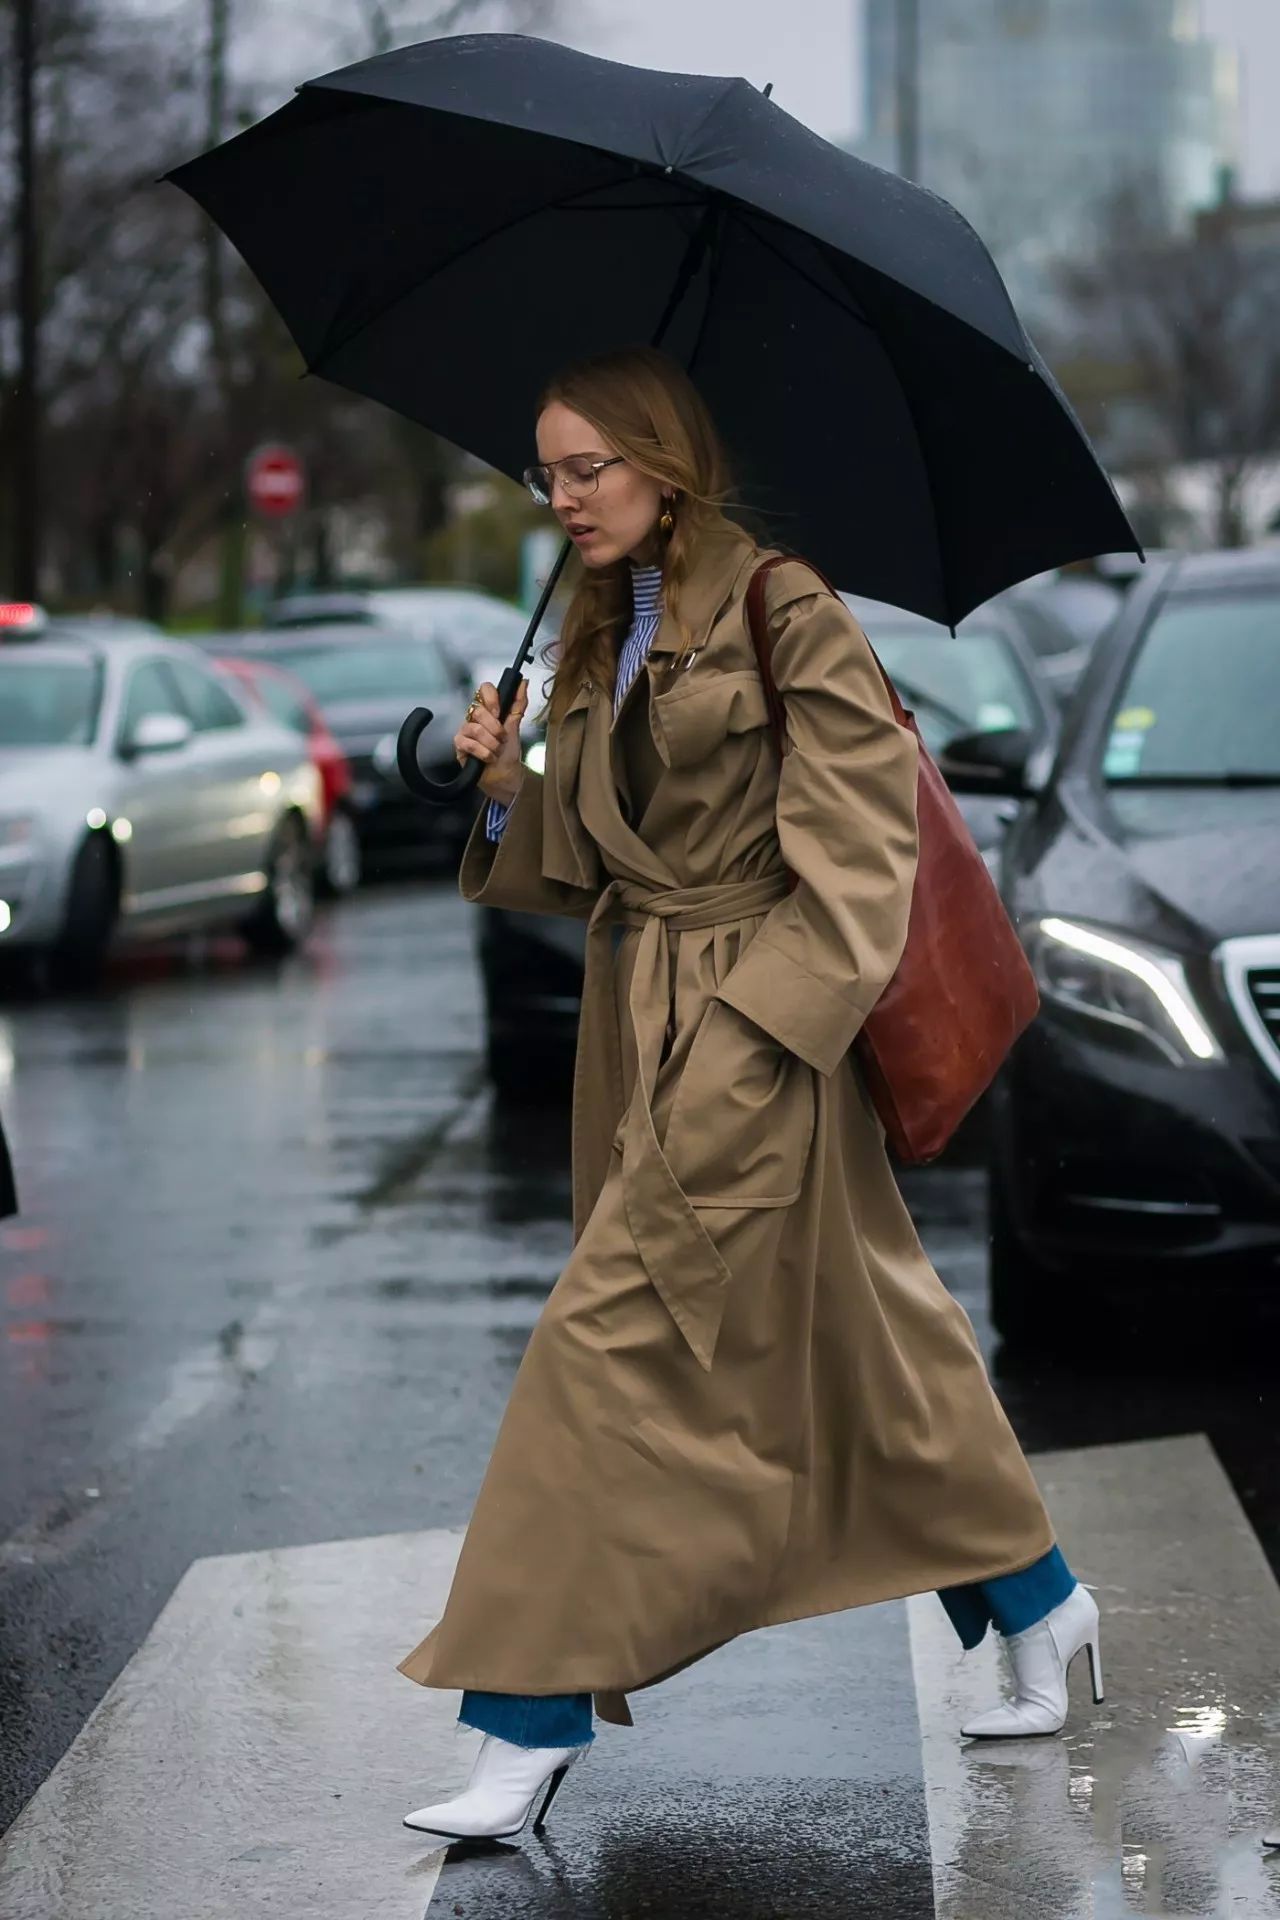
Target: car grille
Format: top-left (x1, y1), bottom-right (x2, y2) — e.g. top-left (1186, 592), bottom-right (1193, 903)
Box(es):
top-left (1247, 968), bottom-right (1280, 1067)
top-left (1218, 937), bottom-right (1280, 1089)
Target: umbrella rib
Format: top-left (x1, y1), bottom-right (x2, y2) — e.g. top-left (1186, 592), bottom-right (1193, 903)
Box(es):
top-left (856, 299), bottom-right (955, 631)
top-left (737, 214), bottom-right (876, 333)
top-left (741, 212), bottom-right (954, 623)
top-left (685, 212), bottom-right (729, 378)
top-left (305, 174), bottom-right (618, 374)
top-left (308, 177), bottom-right (705, 378)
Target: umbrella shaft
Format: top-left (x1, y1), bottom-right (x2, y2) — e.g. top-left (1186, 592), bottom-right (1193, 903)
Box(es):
top-left (504, 535), bottom-right (572, 714)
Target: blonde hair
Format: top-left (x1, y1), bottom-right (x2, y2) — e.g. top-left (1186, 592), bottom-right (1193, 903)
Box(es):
top-left (536, 347), bottom-right (737, 722)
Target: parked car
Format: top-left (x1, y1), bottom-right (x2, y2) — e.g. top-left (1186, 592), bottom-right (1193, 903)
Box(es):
top-left (215, 654), bottom-right (362, 896)
top-left (946, 547), bottom-right (1280, 1344)
top-left (478, 590), bottom-right (1060, 1098)
top-left (265, 585), bottom-right (551, 730)
top-left (261, 591), bottom-right (383, 631)
top-left (45, 614), bottom-right (166, 641)
top-left (1, 600), bottom-right (50, 638)
top-left (995, 572), bottom-right (1123, 706)
top-left (0, 635), bottom-right (322, 984)
top-left (212, 623), bottom-right (476, 873)
top-left (841, 595), bottom-right (1058, 872)
top-left (375, 589), bottom-right (556, 728)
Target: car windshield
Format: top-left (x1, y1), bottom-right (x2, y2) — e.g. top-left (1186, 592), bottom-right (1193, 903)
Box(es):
top-left (264, 641), bottom-right (448, 704)
top-left (871, 626), bottom-right (1038, 756)
top-left (1103, 588), bottom-right (1280, 782)
top-left (251, 674), bottom-right (312, 735)
top-left (0, 658), bottom-right (102, 745)
top-left (379, 591), bottom-right (534, 666)
top-left (438, 601), bottom-right (526, 645)
top-left (270, 604), bottom-right (379, 630)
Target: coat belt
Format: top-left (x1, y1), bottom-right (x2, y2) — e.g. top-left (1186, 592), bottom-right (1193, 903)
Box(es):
top-left (578, 872), bottom-right (792, 1371)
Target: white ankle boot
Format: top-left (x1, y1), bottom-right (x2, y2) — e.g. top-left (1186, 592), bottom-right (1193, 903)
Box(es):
top-left (403, 1733), bottom-right (583, 1841)
top-left (961, 1582), bottom-right (1103, 1739)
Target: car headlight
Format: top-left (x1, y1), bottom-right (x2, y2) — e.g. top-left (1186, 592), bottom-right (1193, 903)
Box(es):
top-left (523, 738), bottom-right (547, 775)
top-left (1029, 916), bottom-right (1222, 1066)
top-left (0, 815), bottom-right (34, 850)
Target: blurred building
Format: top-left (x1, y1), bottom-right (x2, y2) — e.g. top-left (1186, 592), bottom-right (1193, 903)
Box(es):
top-left (862, 0), bottom-right (1239, 311)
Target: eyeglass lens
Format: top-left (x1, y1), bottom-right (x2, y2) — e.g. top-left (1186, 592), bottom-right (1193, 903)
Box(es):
top-left (526, 457), bottom-right (601, 505)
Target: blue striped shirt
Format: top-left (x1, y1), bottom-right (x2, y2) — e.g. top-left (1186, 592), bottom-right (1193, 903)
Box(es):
top-left (484, 564), bottom-right (664, 842)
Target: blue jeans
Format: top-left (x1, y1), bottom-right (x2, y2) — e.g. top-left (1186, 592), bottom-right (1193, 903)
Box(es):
top-left (937, 1542), bottom-right (1076, 1650)
top-left (458, 1544), bottom-right (1076, 1749)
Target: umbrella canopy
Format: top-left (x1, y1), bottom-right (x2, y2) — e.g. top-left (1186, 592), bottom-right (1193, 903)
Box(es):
top-left (169, 32), bottom-right (1138, 626)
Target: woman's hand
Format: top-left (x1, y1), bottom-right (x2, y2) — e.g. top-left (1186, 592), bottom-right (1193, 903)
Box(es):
top-left (454, 678), bottom-right (530, 804)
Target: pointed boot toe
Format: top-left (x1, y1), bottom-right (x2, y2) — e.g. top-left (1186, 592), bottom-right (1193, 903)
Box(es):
top-left (961, 1583), bottom-right (1104, 1741)
top-left (403, 1733), bottom-right (582, 1842)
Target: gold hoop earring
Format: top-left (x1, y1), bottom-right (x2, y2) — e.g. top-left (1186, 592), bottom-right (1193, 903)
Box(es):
top-left (659, 500), bottom-right (675, 539)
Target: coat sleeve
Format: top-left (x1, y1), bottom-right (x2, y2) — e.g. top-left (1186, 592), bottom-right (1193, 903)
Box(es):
top-left (714, 578), bottom-right (920, 1075)
top-left (458, 766), bottom-right (600, 921)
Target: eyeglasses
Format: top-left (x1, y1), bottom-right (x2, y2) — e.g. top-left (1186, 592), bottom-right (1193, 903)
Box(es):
top-left (522, 454), bottom-right (625, 507)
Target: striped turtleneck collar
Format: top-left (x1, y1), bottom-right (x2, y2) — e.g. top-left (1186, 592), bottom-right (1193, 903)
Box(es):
top-left (630, 563), bottom-right (664, 616)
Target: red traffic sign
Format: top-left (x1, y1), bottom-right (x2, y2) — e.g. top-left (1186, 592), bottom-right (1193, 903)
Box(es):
top-left (246, 444), bottom-right (306, 520)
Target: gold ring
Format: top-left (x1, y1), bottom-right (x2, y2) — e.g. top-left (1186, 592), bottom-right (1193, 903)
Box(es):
top-left (466, 702), bottom-right (478, 722)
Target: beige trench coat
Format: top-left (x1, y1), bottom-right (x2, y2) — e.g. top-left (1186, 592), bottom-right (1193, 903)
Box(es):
top-left (399, 521), bottom-right (1053, 1725)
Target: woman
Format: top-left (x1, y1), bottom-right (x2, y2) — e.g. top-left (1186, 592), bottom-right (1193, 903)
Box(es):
top-left (399, 347), bottom-right (1102, 1843)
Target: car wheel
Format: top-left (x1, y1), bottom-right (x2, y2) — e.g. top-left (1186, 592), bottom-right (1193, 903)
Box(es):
top-left (988, 1157), bottom-right (1059, 1349)
top-left (318, 807), bottom-right (362, 897)
top-left (244, 814), bottom-right (315, 954)
top-left (49, 834), bottom-right (118, 988)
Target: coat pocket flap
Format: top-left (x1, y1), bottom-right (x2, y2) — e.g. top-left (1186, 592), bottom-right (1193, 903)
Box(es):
top-left (649, 670), bottom-right (772, 768)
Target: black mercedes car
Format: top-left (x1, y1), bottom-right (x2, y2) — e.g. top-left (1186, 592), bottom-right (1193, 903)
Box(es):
top-left (946, 548), bottom-right (1280, 1343)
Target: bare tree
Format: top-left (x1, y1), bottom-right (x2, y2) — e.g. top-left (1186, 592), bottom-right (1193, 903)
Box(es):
top-left (316, 0), bottom-right (559, 61)
top-left (1053, 189), bottom-right (1280, 547)
top-left (2, 0), bottom-right (566, 618)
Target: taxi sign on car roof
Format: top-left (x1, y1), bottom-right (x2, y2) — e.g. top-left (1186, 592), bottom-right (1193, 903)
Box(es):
top-left (0, 602), bottom-right (47, 636)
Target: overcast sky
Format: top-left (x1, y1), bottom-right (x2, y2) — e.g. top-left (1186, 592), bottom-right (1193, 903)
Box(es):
top-left (575, 0), bottom-right (1280, 195)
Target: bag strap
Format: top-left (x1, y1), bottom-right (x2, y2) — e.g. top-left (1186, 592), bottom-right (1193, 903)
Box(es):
top-left (744, 555), bottom-right (911, 741)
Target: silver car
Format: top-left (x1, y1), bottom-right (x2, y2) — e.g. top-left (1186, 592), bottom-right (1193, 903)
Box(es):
top-left (0, 635), bottom-right (323, 984)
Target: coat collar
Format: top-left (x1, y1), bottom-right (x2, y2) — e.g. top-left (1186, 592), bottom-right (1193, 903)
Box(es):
top-left (645, 520), bottom-right (760, 654)
top-left (539, 521), bottom-right (760, 890)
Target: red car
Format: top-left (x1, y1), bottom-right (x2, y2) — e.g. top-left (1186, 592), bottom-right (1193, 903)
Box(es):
top-left (216, 655), bottom-right (362, 896)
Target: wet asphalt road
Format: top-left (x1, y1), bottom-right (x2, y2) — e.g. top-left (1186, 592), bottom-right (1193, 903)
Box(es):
top-left (1, 879), bottom-right (1277, 1886)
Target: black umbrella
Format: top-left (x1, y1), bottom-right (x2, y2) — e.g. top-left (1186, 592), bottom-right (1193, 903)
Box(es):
top-left (168, 32), bottom-right (1139, 803)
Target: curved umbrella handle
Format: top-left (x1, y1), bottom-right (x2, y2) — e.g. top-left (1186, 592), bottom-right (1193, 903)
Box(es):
top-left (395, 663), bottom-right (526, 804)
top-left (395, 541), bottom-right (571, 806)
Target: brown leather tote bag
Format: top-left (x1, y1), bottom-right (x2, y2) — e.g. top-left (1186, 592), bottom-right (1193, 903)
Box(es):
top-left (746, 556), bottom-right (1039, 1164)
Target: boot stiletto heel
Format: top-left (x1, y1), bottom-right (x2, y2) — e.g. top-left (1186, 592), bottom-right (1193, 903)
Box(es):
top-left (533, 1763), bottom-right (571, 1832)
top-left (961, 1583), bottom-right (1103, 1739)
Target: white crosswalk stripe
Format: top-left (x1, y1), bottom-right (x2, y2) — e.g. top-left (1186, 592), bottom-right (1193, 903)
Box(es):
top-left (2, 1436), bottom-right (1278, 1917)
top-left (910, 1434), bottom-right (1280, 1918)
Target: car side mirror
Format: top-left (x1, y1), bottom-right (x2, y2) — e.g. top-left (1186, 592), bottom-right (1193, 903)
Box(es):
top-left (124, 712), bottom-right (193, 756)
top-left (938, 726), bottom-right (1034, 797)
